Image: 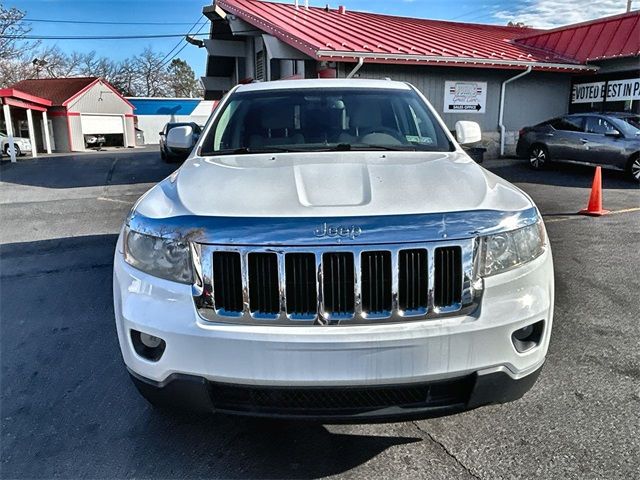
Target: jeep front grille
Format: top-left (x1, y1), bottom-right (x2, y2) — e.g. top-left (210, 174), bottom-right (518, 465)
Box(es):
top-left (212, 251), bottom-right (243, 313)
top-left (361, 251), bottom-right (392, 315)
top-left (248, 252), bottom-right (279, 316)
top-left (398, 249), bottom-right (428, 312)
top-left (322, 252), bottom-right (356, 318)
top-left (434, 247), bottom-right (463, 308)
top-left (194, 241), bottom-right (478, 325)
top-left (285, 253), bottom-right (317, 317)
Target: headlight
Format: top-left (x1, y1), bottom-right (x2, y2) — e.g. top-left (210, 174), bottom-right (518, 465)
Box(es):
top-left (123, 227), bottom-right (193, 283)
top-left (476, 221), bottom-right (546, 277)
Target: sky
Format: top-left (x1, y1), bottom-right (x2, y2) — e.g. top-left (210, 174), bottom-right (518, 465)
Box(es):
top-left (11, 0), bottom-right (633, 77)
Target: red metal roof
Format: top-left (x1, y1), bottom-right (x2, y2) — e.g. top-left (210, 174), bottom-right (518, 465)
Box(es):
top-left (214, 0), bottom-right (595, 71)
top-left (514, 11), bottom-right (640, 62)
top-left (9, 77), bottom-right (99, 106)
top-left (8, 76), bottom-right (135, 109)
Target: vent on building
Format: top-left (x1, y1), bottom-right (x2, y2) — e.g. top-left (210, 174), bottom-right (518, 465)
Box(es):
top-left (255, 50), bottom-right (265, 81)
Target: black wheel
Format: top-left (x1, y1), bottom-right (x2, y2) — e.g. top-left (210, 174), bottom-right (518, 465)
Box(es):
top-left (4, 144), bottom-right (21, 157)
top-left (528, 145), bottom-right (548, 170)
top-left (627, 155), bottom-right (640, 183)
top-left (160, 149), bottom-right (168, 162)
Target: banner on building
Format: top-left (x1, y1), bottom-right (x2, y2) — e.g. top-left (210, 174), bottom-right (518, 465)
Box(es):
top-left (444, 81), bottom-right (487, 113)
top-left (572, 78), bottom-right (640, 104)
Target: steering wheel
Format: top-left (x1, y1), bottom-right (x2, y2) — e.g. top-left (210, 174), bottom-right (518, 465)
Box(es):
top-left (361, 127), bottom-right (406, 144)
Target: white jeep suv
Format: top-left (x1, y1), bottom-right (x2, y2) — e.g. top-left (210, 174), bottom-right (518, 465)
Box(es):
top-left (113, 79), bottom-right (554, 421)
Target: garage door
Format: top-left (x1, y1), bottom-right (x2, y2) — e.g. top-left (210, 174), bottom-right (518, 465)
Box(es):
top-left (80, 115), bottom-right (124, 134)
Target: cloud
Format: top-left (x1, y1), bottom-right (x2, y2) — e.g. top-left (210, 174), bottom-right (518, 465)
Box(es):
top-left (492, 0), bottom-right (628, 28)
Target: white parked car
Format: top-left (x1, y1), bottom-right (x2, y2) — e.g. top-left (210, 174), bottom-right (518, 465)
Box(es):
top-left (114, 79), bottom-right (554, 421)
top-left (0, 131), bottom-right (32, 157)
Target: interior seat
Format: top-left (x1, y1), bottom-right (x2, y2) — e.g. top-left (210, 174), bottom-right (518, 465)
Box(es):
top-left (249, 106), bottom-right (304, 147)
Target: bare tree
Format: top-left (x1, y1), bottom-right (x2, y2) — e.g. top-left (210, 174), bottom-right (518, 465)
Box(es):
top-left (0, 3), bottom-right (35, 60)
top-left (134, 47), bottom-right (170, 97)
top-left (110, 58), bottom-right (138, 97)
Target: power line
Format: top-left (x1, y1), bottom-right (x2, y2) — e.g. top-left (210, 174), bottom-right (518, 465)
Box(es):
top-left (2, 33), bottom-right (211, 40)
top-left (23, 17), bottom-right (205, 26)
top-left (158, 15), bottom-right (206, 66)
top-left (160, 21), bottom-right (209, 70)
top-left (449, 5), bottom-right (497, 21)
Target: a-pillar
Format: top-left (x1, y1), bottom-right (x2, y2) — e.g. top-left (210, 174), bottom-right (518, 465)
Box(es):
top-left (26, 108), bottom-right (38, 158)
top-left (2, 103), bottom-right (16, 162)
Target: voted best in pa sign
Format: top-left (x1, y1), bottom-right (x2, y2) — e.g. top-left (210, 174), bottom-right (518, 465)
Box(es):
top-left (444, 81), bottom-right (487, 114)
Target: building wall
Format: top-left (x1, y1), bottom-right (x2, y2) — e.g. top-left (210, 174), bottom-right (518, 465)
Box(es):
top-left (67, 81), bottom-right (133, 115)
top-left (128, 98), bottom-right (216, 144)
top-left (67, 114), bottom-right (83, 152)
top-left (344, 63), bottom-right (571, 156)
top-left (65, 80), bottom-right (135, 151)
top-left (49, 111), bottom-right (70, 152)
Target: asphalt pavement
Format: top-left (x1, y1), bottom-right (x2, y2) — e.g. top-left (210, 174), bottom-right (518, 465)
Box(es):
top-left (1, 149), bottom-right (639, 479)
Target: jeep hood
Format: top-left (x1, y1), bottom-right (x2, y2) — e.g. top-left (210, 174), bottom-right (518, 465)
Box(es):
top-left (135, 151), bottom-right (533, 219)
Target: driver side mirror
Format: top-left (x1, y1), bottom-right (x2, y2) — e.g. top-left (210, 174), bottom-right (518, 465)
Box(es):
top-left (455, 121), bottom-right (482, 145)
top-left (166, 126), bottom-right (195, 150)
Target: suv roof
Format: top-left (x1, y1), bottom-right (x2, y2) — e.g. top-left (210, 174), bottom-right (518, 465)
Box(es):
top-left (235, 78), bottom-right (412, 93)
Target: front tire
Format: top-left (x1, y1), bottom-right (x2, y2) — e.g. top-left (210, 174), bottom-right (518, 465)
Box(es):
top-left (627, 155), bottom-right (640, 184)
top-left (4, 144), bottom-right (21, 158)
top-left (528, 145), bottom-right (548, 170)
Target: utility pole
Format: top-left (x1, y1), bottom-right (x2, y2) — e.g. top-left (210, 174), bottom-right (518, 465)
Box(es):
top-left (628, 0), bottom-right (633, 12)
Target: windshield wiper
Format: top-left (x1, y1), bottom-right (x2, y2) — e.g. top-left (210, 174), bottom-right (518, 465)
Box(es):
top-left (349, 144), bottom-right (418, 151)
top-left (207, 146), bottom-right (304, 156)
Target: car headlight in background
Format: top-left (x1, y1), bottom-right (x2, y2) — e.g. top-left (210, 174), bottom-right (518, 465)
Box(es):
top-left (123, 227), bottom-right (193, 283)
top-left (476, 221), bottom-right (546, 277)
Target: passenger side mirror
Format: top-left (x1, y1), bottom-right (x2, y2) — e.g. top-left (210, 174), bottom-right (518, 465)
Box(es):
top-left (604, 130), bottom-right (622, 138)
top-left (455, 121), bottom-right (482, 145)
top-left (166, 126), bottom-right (195, 150)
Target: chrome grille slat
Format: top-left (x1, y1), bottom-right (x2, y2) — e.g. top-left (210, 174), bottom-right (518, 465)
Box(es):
top-left (196, 242), bottom-right (478, 325)
top-left (248, 252), bottom-right (279, 316)
top-left (212, 251), bottom-right (243, 313)
top-left (322, 252), bottom-right (355, 318)
top-left (398, 249), bottom-right (428, 313)
top-left (434, 246), bottom-right (463, 311)
top-left (361, 251), bottom-right (392, 315)
top-left (285, 253), bottom-right (317, 318)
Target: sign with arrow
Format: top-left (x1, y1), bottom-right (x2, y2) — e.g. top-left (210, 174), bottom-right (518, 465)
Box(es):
top-left (444, 81), bottom-right (487, 114)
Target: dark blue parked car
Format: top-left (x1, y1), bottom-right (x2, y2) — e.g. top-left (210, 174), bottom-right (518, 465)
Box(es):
top-left (516, 112), bottom-right (640, 183)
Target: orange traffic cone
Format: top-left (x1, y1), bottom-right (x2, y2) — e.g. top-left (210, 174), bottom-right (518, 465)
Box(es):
top-left (579, 166), bottom-right (609, 216)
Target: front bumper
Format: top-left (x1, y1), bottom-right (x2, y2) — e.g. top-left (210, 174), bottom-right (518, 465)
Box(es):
top-left (129, 364), bottom-right (543, 421)
top-left (114, 237), bottom-right (554, 418)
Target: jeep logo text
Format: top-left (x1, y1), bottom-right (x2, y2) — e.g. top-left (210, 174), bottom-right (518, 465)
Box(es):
top-left (314, 223), bottom-right (362, 240)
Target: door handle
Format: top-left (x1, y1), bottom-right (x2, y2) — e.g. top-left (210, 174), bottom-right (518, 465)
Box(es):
top-left (580, 138), bottom-right (589, 143)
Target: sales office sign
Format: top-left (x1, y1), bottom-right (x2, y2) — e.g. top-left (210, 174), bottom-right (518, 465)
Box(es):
top-left (572, 78), bottom-right (640, 104)
top-left (444, 81), bottom-right (487, 113)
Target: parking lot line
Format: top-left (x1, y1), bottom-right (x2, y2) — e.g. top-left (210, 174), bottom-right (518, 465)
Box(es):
top-left (96, 196), bottom-right (132, 205)
top-left (544, 206), bottom-right (640, 223)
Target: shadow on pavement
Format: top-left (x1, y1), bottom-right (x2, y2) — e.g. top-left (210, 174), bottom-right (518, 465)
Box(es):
top-left (0, 149), bottom-right (178, 189)
top-left (0, 234), bottom-right (419, 479)
top-left (484, 158), bottom-right (638, 190)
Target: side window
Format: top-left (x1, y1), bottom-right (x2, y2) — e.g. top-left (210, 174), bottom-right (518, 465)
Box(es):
top-left (549, 117), bottom-right (584, 132)
top-left (585, 117), bottom-right (616, 135)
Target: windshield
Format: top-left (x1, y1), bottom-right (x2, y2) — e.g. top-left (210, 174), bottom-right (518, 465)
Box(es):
top-left (615, 115), bottom-right (640, 136)
top-left (200, 88), bottom-right (454, 155)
